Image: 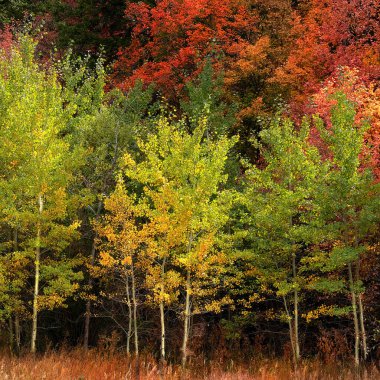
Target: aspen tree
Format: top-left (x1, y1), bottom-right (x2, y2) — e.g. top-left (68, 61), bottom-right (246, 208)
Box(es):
top-left (241, 116), bottom-right (323, 365)
top-left (122, 107), bottom-right (236, 367)
top-left (310, 94), bottom-right (379, 367)
top-left (95, 178), bottom-right (149, 355)
top-left (0, 36), bottom-right (83, 353)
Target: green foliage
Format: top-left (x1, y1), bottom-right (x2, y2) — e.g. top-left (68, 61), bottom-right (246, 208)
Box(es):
top-left (309, 278), bottom-right (346, 293)
top-left (0, 0), bottom-right (32, 25)
top-left (314, 94), bottom-right (378, 241)
top-left (181, 61), bottom-right (236, 137)
top-left (305, 94), bottom-right (380, 322)
top-left (75, 81), bottom-right (154, 200)
top-left (0, 35), bottom-right (84, 321)
top-left (42, 0), bottom-right (129, 55)
top-left (240, 116), bottom-right (323, 298)
top-left (0, 18), bottom-right (379, 362)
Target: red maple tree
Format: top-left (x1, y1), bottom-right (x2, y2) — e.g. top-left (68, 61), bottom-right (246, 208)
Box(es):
top-left (0, 25), bottom-right (14, 53)
top-left (273, 0), bottom-right (380, 117)
top-left (113, 0), bottom-right (258, 97)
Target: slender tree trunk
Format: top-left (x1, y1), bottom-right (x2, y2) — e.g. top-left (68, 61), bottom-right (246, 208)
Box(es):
top-left (13, 231), bottom-right (21, 356)
top-left (182, 234), bottom-right (194, 370)
top-left (348, 263), bottom-right (360, 368)
top-left (292, 253), bottom-right (300, 364)
top-left (160, 257), bottom-right (167, 363)
top-left (358, 294), bottom-right (367, 360)
top-left (182, 269), bottom-right (191, 369)
top-left (15, 314), bottom-right (20, 355)
top-left (9, 228), bottom-right (18, 355)
top-left (131, 260), bottom-right (140, 380)
top-left (159, 301), bottom-right (166, 380)
top-left (131, 261), bottom-right (138, 354)
top-left (125, 273), bottom-right (132, 355)
top-left (158, 257), bottom-right (167, 380)
top-left (355, 262), bottom-right (368, 361)
top-left (283, 296), bottom-right (296, 361)
top-left (160, 301), bottom-right (165, 361)
top-left (84, 238), bottom-right (96, 350)
top-left (9, 316), bottom-right (14, 354)
top-left (84, 201), bottom-right (102, 350)
top-left (31, 194), bottom-right (43, 354)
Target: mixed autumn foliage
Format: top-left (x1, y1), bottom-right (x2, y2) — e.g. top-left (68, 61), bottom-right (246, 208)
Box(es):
top-left (0, 0), bottom-right (380, 378)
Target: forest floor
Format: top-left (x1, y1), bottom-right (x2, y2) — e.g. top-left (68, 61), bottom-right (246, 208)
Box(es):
top-left (0, 350), bottom-right (378, 379)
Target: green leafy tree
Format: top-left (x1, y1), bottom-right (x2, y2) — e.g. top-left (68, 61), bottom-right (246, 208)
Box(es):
top-left (180, 61), bottom-right (236, 137)
top-left (0, 36), bottom-right (83, 353)
top-left (240, 116), bottom-right (324, 364)
top-left (58, 51), bottom-right (154, 349)
top-left (41, 0), bottom-right (130, 57)
top-left (308, 94), bottom-right (380, 367)
top-left (0, 0), bottom-right (34, 25)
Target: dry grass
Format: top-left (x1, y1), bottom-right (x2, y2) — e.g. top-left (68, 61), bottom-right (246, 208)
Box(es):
top-left (0, 350), bottom-right (378, 380)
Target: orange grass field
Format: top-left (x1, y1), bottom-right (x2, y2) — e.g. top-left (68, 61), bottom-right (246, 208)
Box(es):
top-left (0, 351), bottom-right (378, 380)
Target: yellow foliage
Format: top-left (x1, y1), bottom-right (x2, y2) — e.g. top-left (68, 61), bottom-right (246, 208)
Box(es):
top-left (121, 256), bottom-right (132, 266)
top-left (99, 251), bottom-right (117, 267)
top-left (302, 305), bottom-right (337, 323)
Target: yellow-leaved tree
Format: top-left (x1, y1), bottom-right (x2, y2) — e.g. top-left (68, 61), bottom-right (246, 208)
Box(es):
top-left (95, 177), bottom-right (149, 355)
top-left (122, 107), bottom-right (236, 367)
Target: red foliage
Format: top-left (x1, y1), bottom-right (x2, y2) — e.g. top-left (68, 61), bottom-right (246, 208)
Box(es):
top-left (0, 25), bottom-right (14, 53)
top-left (113, 0), bottom-right (258, 97)
top-left (273, 0), bottom-right (380, 117)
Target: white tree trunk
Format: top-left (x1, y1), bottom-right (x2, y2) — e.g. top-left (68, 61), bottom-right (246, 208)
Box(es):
top-left (283, 296), bottom-right (296, 362)
top-left (348, 263), bottom-right (360, 368)
top-left (181, 269), bottom-right (191, 369)
top-left (84, 201), bottom-right (102, 350)
top-left (358, 294), bottom-right (367, 360)
top-left (31, 194), bottom-right (43, 354)
top-left (125, 273), bottom-right (132, 355)
top-left (355, 262), bottom-right (367, 360)
top-left (160, 300), bottom-right (165, 361)
top-left (292, 253), bottom-right (300, 364)
top-left (84, 238), bottom-right (96, 350)
top-left (131, 261), bottom-right (138, 354)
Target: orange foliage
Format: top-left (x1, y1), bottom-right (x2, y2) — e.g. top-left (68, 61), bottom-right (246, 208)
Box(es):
top-left (273, 0), bottom-right (380, 116)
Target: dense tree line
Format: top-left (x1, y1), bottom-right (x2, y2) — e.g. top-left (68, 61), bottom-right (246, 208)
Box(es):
top-left (0, 0), bottom-right (379, 370)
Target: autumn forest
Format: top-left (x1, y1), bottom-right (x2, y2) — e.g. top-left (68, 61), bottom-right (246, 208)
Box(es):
top-left (0, 1), bottom-right (379, 379)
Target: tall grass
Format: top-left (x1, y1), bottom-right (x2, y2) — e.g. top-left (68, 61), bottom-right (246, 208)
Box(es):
top-left (0, 350), bottom-right (378, 379)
